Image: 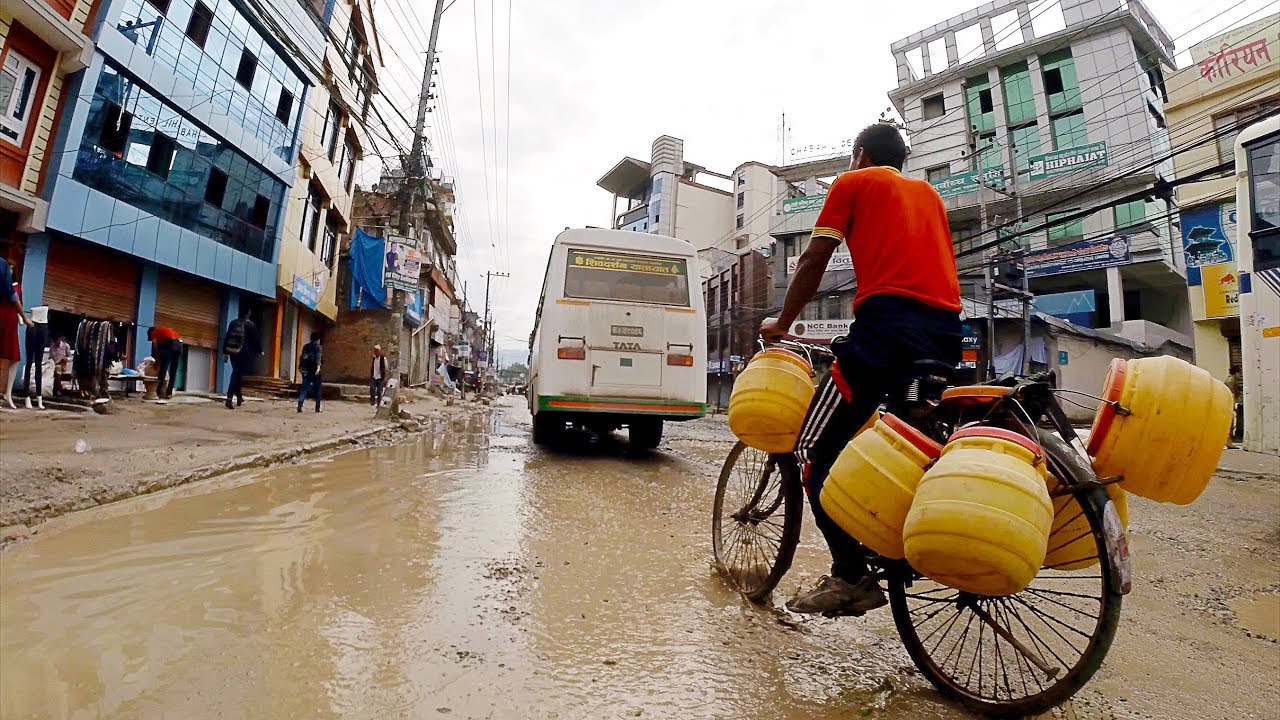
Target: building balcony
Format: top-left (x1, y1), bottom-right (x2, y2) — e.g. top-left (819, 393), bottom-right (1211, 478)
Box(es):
top-left (8, 0), bottom-right (93, 72)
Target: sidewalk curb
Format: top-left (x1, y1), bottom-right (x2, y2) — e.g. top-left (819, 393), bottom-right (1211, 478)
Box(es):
top-left (5, 422), bottom-right (416, 537)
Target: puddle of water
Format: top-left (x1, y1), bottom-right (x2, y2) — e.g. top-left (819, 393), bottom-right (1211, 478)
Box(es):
top-left (1230, 593), bottom-right (1280, 640)
top-left (2, 409), bottom-right (968, 720)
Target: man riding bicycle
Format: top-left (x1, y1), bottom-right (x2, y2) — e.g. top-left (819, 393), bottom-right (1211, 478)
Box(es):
top-left (759, 122), bottom-right (962, 617)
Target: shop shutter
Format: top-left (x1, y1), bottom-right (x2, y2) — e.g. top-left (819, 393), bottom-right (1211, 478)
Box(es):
top-left (43, 240), bottom-right (139, 322)
top-left (155, 270), bottom-right (222, 348)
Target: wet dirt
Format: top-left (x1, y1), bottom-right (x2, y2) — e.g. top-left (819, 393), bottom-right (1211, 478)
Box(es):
top-left (2, 399), bottom-right (1277, 719)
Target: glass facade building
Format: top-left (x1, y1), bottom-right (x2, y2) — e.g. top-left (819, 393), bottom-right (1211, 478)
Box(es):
top-left (72, 62), bottom-right (284, 262)
top-left (113, 0), bottom-right (306, 162)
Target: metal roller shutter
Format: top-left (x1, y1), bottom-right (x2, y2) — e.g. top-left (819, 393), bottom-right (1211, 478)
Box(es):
top-left (43, 240), bottom-right (139, 322)
top-left (155, 270), bottom-right (222, 348)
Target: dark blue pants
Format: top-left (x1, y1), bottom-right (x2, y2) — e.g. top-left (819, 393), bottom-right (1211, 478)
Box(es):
top-left (793, 295), bottom-right (962, 581)
top-left (297, 373), bottom-right (322, 410)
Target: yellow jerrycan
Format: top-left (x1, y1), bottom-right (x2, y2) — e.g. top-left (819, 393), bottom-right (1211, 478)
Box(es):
top-left (1088, 356), bottom-right (1232, 504)
top-left (1043, 477), bottom-right (1127, 571)
top-left (904, 427), bottom-right (1053, 596)
top-left (728, 348), bottom-right (815, 453)
top-left (820, 413), bottom-right (943, 559)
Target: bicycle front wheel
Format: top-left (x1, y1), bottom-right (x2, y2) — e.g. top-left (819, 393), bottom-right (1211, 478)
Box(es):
top-left (888, 429), bottom-right (1123, 717)
top-left (711, 442), bottom-right (803, 603)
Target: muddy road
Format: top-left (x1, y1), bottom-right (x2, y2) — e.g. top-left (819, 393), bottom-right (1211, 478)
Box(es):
top-left (2, 399), bottom-right (1276, 719)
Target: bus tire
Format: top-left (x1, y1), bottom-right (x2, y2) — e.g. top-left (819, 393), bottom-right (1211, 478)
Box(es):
top-left (532, 412), bottom-right (563, 445)
top-left (630, 419), bottom-right (663, 449)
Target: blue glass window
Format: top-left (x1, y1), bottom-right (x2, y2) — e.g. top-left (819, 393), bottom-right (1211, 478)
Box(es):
top-left (74, 62), bottom-right (284, 262)
top-left (113, 0), bottom-right (305, 162)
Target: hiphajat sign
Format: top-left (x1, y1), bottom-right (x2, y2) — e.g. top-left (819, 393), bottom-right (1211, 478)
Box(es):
top-left (783, 195), bottom-right (826, 214)
top-left (1027, 141), bottom-right (1108, 181)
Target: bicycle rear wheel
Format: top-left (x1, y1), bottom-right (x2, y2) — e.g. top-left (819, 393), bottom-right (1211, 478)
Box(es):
top-left (712, 442), bottom-right (803, 603)
top-left (888, 429), bottom-right (1123, 717)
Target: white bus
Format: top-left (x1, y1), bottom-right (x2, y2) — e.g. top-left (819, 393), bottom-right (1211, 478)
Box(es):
top-left (528, 228), bottom-right (707, 448)
top-left (1235, 114), bottom-right (1280, 454)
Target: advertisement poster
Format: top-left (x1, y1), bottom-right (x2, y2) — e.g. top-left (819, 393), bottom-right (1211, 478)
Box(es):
top-left (788, 319), bottom-right (853, 342)
top-left (1181, 203), bottom-right (1236, 282)
top-left (1026, 235), bottom-right (1131, 278)
top-left (1200, 262), bottom-right (1240, 319)
top-left (783, 195), bottom-right (827, 214)
top-left (383, 235), bottom-right (423, 292)
top-left (787, 250), bottom-right (852, 274)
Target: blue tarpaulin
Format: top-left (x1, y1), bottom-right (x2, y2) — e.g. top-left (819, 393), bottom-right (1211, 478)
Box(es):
top-left (350, 227), bottom-right (388, 309)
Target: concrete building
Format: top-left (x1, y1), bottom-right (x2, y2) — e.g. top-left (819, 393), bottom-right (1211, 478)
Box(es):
top-left (1165, 14), bottom-right (1278, 386)
top-left (272, 0), bottom-right (380, 384)
top-left (888, 0), bottom-right (1190, 360)
top-left (19, 0), bottom-right (324, 392)
top-left (0, 0), bottom-right (94, 255)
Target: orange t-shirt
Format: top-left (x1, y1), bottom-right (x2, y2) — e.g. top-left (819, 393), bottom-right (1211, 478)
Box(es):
top-left (811, 166), bottom-right (961, 313)
top-left (151, 326), bottom-right (181, 342)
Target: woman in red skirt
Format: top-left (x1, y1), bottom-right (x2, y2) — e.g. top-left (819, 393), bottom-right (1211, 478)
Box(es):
top-left (1, 258), bottom-right (34, 408)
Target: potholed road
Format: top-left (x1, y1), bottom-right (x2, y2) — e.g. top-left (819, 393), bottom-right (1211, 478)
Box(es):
top-left (2, 399), bottom-right (1275, 719)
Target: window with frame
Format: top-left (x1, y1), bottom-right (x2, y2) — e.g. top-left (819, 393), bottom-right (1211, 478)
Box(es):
top-left (0, 50), bottom-right (42, 146)
top-left (923, 93), bottom-right (946, 120)
top-left (1041, 49), bottom-right (1081, 114)
top-left (965, 75), bottom-right (995, 133)
top-left (205, 167), bottom-right (228, 206)
top-left (1046, 209), bottom-right (1084, 247)
top-left (976, 133), bottom-right (1001, 172)
top-left (736, 214), bottom-right (744, 230)
top-left (145, 132), bottom-right (176, 179)
top-left (339, 137), bottom-right (358, 189)
top-left (321, 215), bottom-right (339, 267)
top-left (1009, 123), bottom-right (1041, 171)
top-left (235, 49), bottom-right (257, 90)
top-left (736, 192), bottom-right (744, 209)
top-left (302, 186), bottom-right (323, 251)
top-left (1000, 62), bottom-right (1035, 125)
top-left (1113, 200), bottom-right (1146, 230)
top-left (1213, 98), bottom-right (1280, 167)
top-left (185, 2), bottom-right (214, 48)
top-left (1051, 109), bottom-right (1087, 150)
top-left (927, 165), bottom-right (951, 184)
top-left (275, 88), bottom-right (294, 124)
top-left (1247, 135), bottom-right (1280, 271)
top-left (98, 101), bottom-right (133, 155)
top-left (323, 101), bottom-right (343, 160)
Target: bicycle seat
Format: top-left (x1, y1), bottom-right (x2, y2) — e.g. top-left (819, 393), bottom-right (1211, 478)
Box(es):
top-left (940, 385), bottom-right (1015, 407)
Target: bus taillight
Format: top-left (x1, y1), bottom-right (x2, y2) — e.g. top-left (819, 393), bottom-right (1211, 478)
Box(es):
top-left (558, 346), bottom-right (586, 360)
top-left (666, 353), bottom-right (694, 367)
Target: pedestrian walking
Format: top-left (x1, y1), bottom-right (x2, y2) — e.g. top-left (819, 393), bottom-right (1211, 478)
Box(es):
top-left (222, 306), bottom-right (261, 409)
top-left (370, 344), bottom-right (387, 406)
top-left (147, 325), bottom-right (182, 399)
top-left (297, 332), bottom-right (323, 413)
top-left (1226, 364), bottom-right (1244, 443)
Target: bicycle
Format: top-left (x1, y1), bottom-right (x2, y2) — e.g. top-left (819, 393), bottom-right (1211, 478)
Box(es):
top-left (711, 339), bottom-right (1130, 718)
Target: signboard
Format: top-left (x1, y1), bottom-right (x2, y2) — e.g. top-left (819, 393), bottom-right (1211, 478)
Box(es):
top-left (786, 250), bottom-right (852, 274)
top-left (1059, 351), bottom-right (1070, 366)
top-left (1027, 141), bottom-right (1109, 181)
top-left (1026, 235), bottom-right (1131, 278)
top-left (706, 359), bottom-right (730, 373)
top-left (959, 322), bottom-right (980, 370)
top-left (1201, 262), bottom-right (1240, 319)
top-left (1032, 289), bottom-right (1096, 327)
top-left (783, 195), bottom-right (827, 214)
top-left (291, 275), bottom-right (318, 310)
top-left (930, 168), bottom-right (1006, 199)
top-left (1181, 203), bottom-right (1236, 283)
top-left (569, 250), bottom-right (686, 276)
top-left (788, 319), bottom-right (853, 342)
top-left (383, 235), bottom-right (423, 292)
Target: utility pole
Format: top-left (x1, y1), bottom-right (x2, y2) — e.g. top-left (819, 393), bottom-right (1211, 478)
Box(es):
top-left (409, 0), bottom-right (447, 176)
top-left (482, 270), bottom-right (509, 392)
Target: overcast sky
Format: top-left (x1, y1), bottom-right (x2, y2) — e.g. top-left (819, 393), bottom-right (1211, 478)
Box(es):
top-left (364, 0), bottom-right (1274, 364)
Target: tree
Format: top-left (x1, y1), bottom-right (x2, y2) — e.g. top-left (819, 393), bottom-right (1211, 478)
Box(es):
top-left (502, 362), bottom-right (528, 380)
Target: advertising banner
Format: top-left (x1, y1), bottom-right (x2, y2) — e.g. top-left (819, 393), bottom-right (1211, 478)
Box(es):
top-left (383, 235), bottom-right (423, 292)
top-left (786, 250), bottom-right (852, 274)
top-left (568, 250), bottom-right (686, 276)
top-left (1027, 141), bottom-right (1108, 181)
top-left (1026, 235), bottom-right (1131, 278)
top-left (292, 275), bottom-right (318, 310)
top-left (930, 168), bottom-right (1006, 199)
top-left (1200, 262), bottom-right (1240, 319)
top-left (783, 195), bottom-right (827, 214)
top-left (1181, 203), bottom-right (1236, 283)
top-left (788, 319), bottom-right (853, 342)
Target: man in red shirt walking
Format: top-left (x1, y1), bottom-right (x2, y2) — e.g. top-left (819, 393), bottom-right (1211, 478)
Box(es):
top-left (760, 122), bottom-right (962, 617)
top-left (147, 325), bottom-right (182, 400)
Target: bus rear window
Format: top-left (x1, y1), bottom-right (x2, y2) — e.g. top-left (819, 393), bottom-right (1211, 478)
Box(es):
top-left (564, 250), bottom-right (690, 306)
